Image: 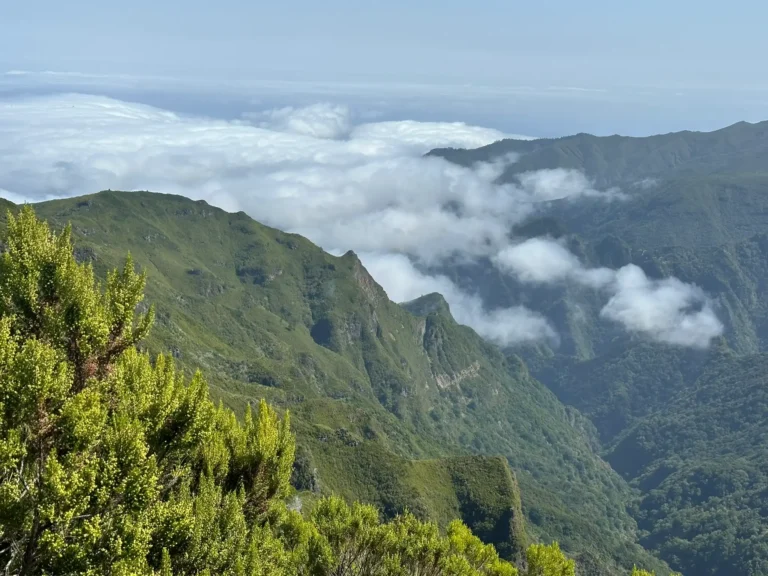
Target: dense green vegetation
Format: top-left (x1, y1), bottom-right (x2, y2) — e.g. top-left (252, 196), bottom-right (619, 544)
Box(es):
top-left (610, 352), bottom-right (768, 576)
top-left (515, 228), bottom-right (768, 576)
top-left (0, 206), bottom-right (668, 575)
top-left (429, 120), bottom-right (768, 188)
top-left (0, 197), bottom-right (674, 575)
top-left (431, 120), bottom-right (768, 576)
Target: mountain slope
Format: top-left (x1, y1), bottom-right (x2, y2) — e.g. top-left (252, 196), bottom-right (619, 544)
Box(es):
top-left (608, 351), bottom-right (768, 576)
top-left (430, 121), bottom-right (768, 576)
top-left (429, 119), bottom-right (768, 187)
top-left (528, 231), bottom-right (768, 444)
top-left (1, 191), bottom-right (669, 575)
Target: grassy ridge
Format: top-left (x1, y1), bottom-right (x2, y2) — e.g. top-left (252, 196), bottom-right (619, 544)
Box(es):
top-left (0, 191), bottom-right (670, 575)
top-left (429, 120), bottom-right (768, 187)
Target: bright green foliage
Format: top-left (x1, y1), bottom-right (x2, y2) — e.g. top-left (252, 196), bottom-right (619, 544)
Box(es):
top-left (0, 205), bottom-right (154, 388)
top-left (0, 207), bottom-right (295, 574)
top-left (630, 568), bottom-right (679, 576)
top-left (445, 521), bottom-right (518, 576)
top-left (525, 543), bottom-right (575, 576)
top-left (0, 207), bottom-right (533, 576)
top-left (295, 495), bottom-right (519, 576)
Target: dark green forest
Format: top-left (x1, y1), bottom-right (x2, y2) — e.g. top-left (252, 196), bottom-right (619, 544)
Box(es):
top-left (431, 120), bottom-right (768, 576)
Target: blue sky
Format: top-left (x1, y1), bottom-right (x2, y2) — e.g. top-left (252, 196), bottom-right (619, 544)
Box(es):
top-left (3, 0), bottom-right (766, 88)
top-left (3, 0), bottom-right (768, 136)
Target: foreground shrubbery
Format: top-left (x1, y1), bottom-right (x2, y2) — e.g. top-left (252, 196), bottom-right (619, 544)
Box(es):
top-left (0, 207), bottom-right (663, 575)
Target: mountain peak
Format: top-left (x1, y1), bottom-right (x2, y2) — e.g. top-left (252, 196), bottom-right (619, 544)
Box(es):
top-left (400, 292), bottom-right (451, 317)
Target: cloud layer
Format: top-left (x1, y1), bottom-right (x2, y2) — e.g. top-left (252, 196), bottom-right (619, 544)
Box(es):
top-left (601, 265), bottom-right (722, 348)
top-left (494, 238), bottom-right (614, 288)
top-left (245, 103), bottom-right (353, 139)
top-left (495, 237), bottom-right (723, 348)
top-left (361, 252), bottom-right (558, 346)
top-left (0, 94), bottom-right (556, 344)
top-left (516, 169), bottom-right (625, 201)
top-left (0, 93), bottom-right (722, 348)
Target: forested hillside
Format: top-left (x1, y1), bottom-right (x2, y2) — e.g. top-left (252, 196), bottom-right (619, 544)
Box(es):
top-left (0, 195), bottom-right (672, 575)
top-left (430, 119), bottom-right (768, 576)
top-left (429, 120), bottom-right (768, 188)
top-left (0, 206), bottom-right (553, 575)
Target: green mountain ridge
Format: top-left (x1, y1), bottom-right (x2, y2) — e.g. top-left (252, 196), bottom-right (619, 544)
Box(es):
top-left (0, 191), bottom-right (669, 575)
top-left (430, 119), bottom-right (768, 576)
top-left (429, 120), bottom-right (768, 188)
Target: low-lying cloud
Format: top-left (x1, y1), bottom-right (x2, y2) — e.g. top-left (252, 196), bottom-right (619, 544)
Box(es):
top-left (601, 265), bottom-right (722, 348)
top-left (494, 238), bottom-right (614, 288)
top-left (632, 177), bottom-right (658, 190)
top-left (360, 252), bottom-right (557, 346)
top-left (516, 169), bottom-right (625, 201)
top-left (0, 93), bottom-right (553, 345)
top-left (494, 237), bottom-right (723, 348)
top-left (245, 103), bottom-right (353, 139)
top-left (0, 93), bottom-right (721, 348)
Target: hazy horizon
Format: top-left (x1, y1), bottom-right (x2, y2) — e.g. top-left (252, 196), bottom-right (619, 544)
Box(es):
top-left (2, 69), bottom-right (767, 139)
top-left (4, 0), bottom-right (768, 136)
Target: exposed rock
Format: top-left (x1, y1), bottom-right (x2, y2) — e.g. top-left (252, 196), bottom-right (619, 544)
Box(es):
top-left (353, 259), bottom-right (382, 305)
top-left (434, 361), bottom-right (481, 390)
top-left (343, 316), bottom-right (363, 346)
top-left (416, 318), bottom-right (427, 343)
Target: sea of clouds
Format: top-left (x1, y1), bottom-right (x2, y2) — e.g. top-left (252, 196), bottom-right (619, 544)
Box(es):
top-left (0, 93), bottom-right (723, 348)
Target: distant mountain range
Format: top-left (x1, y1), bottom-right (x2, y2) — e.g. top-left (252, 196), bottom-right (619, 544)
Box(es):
top-left (429, 119), bottom-right (768, 576)
top-left (430, 119), bottom-right (768, 187)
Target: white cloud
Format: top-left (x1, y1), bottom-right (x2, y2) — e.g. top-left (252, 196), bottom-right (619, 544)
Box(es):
top-left (350, 120), bottom-right (511, 151)
top-left (260, 156), bottom-right (534, 264)
top-left (244, 103), bottom-right (352, 140)
top-left (517, 169), bottom-right (625, 201)
top-left (0, 94), bottom-right (541, 267)
top-left (493, 237), bottom-right (723, 347)
top-left (494, 238), bottom-right (614, 288)
top-left (0, 93), bottom-right (558, 344)
top-left (496, 238), bottom-right (587, 283)
top-left (600, 265), bottom-right (723, 348)
top-left (360, 252), bottom-right (557, 346)
top-left (0, 93), bottom-right (718, 348)
top-left (632, 177), bottom-right (658, 190)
